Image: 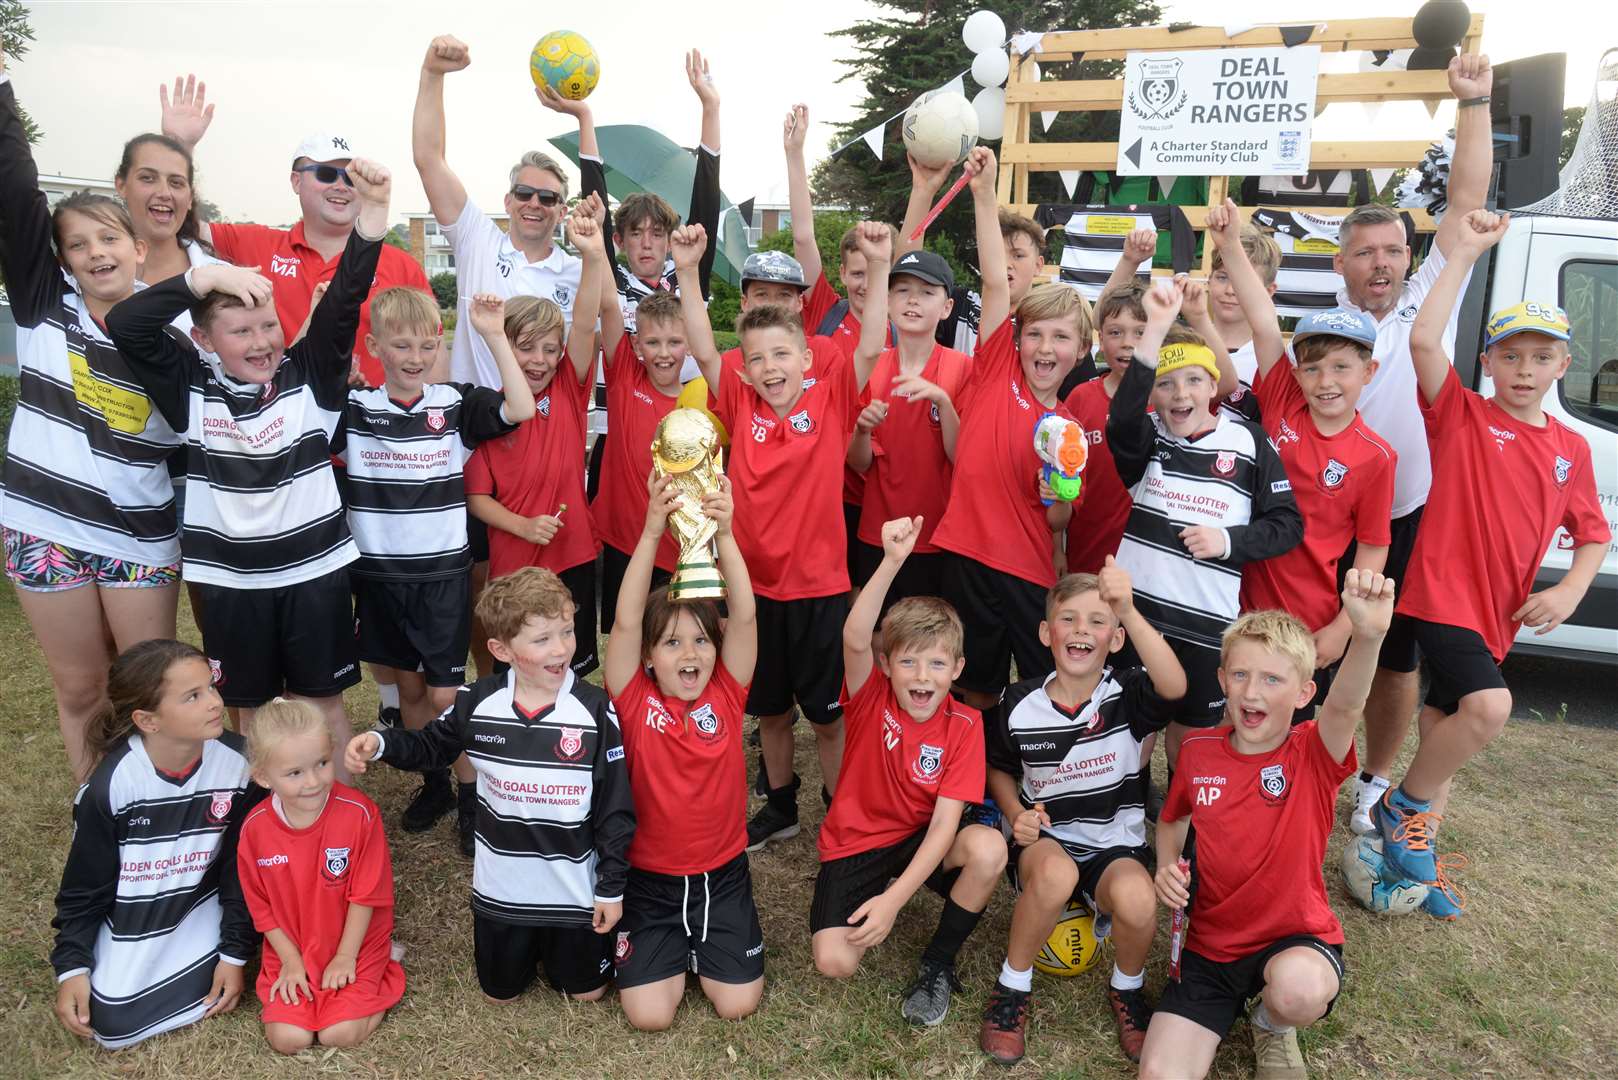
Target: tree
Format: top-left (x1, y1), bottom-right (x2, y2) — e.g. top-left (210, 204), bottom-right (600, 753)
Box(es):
top-left (1561, 105), bottom-right (1585, 169)
top-left (813, 0), bottom-right (1161, 273)
top-left (429, 271), bottom-right (457, 311)
top-left (0, 0), bottom-right (40, 142)
top-left (383, 228), bottom-right (411, 252)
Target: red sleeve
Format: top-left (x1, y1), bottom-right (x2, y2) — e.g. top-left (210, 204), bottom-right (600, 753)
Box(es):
top-left (804, 272), bottom-right (840, 333)
top-left (344, 798), bottom-right (395, 909)
top-left (939, 712), bottom-right (987, 804)
top-left (561, 348), bottom-right (596, 394)
top-left (712, 350), bottom-right (745, 428)
top-left (1562, 442), bottom-right (1613, 545)
top-left (1353, 442), bottom-right (1396, 547)
top-left (711, 661), bottom-right (752, 718)
top-left (1160, 747), bottom-right (1196, 824)
top-left (234, 817), bottom-right (278, 934)
top-left (604, 332), bottom-right (637, 379)
top-left (1252, 356), bottom-right (1305, 432)
top-left (962, 320), bottom-right (1017, 408)
top-left (612, 668), bottom-right (654, 753)
top-left (1418, 365), bottom-right (1470, 440)
top-left (1302, 720), bottom-right (1357, 786)
top-left (838, 665), bottom-right (890, 738)
top-left (464, 442), bottom-right (496, 498)
top-left (825, 340), bottom-right (859, 434)
top-left (205, 222), bottom-right (276, 265)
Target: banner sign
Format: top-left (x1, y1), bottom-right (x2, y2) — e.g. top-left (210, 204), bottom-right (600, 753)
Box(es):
top-left (1118, 46), bottom-right (1321, 176)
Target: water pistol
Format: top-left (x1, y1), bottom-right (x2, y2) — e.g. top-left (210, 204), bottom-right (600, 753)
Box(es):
top-left (1033, 413), bottom-right (1088, 505)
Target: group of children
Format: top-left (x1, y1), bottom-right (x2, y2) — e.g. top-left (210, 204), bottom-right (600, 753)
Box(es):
top-left (6, 38), bottom-right (1608, 1079)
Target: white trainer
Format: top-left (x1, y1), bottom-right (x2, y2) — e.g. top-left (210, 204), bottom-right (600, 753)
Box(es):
top-left (1350, 775), bottom-right (1391, 835)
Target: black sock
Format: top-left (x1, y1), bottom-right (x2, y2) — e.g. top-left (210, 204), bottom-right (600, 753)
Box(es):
top-left (767, 773), bottom-right (800, 815)
top-left (921, 898), bottom-right (983, 968)
top-left (1359, 770), bottom-right (1375, 784)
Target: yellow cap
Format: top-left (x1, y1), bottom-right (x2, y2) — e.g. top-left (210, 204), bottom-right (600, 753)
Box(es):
top-left (1485, 302), bottom-right (1571, 348)
top-left (1154, 342), bottom-right (1220, 380)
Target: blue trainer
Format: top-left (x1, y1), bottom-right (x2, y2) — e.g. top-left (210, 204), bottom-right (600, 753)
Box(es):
top-left (1375, 786), bottom-right (1440, 883)
top-left (1421, 854), bottom-right (1468, 920)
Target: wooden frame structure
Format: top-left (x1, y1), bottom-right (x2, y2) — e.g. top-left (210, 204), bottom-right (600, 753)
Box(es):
top-left (996, 17), bottom-right (1485, 271)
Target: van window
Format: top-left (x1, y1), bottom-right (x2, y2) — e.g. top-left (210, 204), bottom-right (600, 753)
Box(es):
top-left (1559, 260), bottom-right (1618, 432)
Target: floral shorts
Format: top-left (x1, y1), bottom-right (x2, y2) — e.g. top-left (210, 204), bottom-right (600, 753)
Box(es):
top-left (3, 528), bottom-right (180, 593)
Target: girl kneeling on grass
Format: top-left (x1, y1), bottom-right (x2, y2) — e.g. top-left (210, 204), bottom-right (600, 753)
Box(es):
top-left (237, 699), bottom-right (404, 1054)
top-left (52, 640), bottom-right (257, 1049)
top-left (602, 473), bottom-right (762, 1030)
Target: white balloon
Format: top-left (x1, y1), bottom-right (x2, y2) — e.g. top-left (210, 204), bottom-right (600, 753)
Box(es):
top-left (1027, 61), bottom-right (1041, 82)
top-left (962, 10), bottom-right (1007, 54)
top-left (973, 86), bottom-right (1007, 141)
top-left (972, 49), bottom-right (1010, 89)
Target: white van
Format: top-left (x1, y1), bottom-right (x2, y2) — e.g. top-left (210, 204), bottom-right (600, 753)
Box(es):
top-left (1460, 214), bottom-right (1618, 662)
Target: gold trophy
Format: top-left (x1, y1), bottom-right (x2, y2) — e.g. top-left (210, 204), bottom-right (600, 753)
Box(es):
top-left (651, 408), bottom-right (726, 599)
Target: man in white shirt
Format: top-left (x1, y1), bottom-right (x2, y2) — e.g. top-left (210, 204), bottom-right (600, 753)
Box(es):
top-left (1336, 52), bottom-right (1497, 834)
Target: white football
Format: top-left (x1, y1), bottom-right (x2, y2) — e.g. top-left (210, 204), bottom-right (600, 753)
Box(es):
top-left (1341, 833), bottom-right (1429, 915)
top-left (903, 90), bottom-right (980, 168)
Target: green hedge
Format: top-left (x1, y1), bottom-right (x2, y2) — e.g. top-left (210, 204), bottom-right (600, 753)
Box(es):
top-left (0, 373), bottom-right (15, 464)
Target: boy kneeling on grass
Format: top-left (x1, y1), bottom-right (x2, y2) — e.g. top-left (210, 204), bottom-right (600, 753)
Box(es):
top-left (979, 557), bottom-right (1186, 1067)
top-left (1139, 570), bottom-right (1396, 1080)
top-left (810, 515), bottom-right (1005, 1028)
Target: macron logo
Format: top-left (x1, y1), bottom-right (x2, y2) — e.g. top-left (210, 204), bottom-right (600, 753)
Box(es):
top-left (256, 854), bottom-right (289, 867)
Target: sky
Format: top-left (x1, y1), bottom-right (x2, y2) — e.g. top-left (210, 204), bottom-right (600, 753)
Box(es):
top-left (15, 0), bottom-right (1615, 227)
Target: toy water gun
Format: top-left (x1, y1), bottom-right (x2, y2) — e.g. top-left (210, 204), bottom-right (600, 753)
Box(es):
top-left (1033, 413), bottom-right (1087, 505)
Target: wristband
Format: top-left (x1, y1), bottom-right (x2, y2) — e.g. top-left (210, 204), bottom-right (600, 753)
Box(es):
top-left (1458, 95), bottom-right (1491, 109)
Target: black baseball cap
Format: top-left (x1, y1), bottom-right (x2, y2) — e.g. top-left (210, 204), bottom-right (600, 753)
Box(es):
top-left (891, 249), bottom-right (954, 291)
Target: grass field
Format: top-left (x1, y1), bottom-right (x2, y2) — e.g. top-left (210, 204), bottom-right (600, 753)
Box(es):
top-left (2, 588), bottom-right (1616, 1079)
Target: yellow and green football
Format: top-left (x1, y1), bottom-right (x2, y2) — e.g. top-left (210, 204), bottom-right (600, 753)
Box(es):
top-left (530, 31), bottom-right (600, 101)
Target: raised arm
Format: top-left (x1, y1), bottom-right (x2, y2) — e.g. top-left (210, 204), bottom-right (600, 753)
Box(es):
top-left (1099, 555), bottom-right (1187, 702)
top-left (564, 209), bottom-right (607, 384)
top-left (851, 221), bottom-right (893, 390)
top-left (783, 104), bottom-right (821, 285)
top-left (687, 49), bottom-right (723, 296)
top-left (1434, 53), bottom-right (1495, 258)
top-left (896, 152), bottom-right (954, 258)
top-left (157, 73), bottom-right (215, 244)
top-left (1317, 570), bottom-right (1395, 763)
top-left (1411, 209), bottom-right (1508, 405)
top-left (0, 67), bottom-right (65, 327)
top-left (1101, 228), bottom-right (1158, 298)
top-left (1207, 198), bottom-right (1284, 372)
top-left (671, 224), bottom-right (721, 388)
top-left (969, 147), bottom-right (1010, 340)
top-left (293, 159), bottom-right (388, 402)
top-left (1108, 278), bottom-right (1184, 487)
top-left (596, 254), bottom-right (627, 362)
top-left (1181, 276), bottom-right (1239, 399)
top-left (708, 478), bottom-right (757, 685)
top-left (467, 295), bottom-right (537, 423)
top-left (412, 36), bottom-right (473, 227)
top-left (844, 516), bottom-right (922, 696)
top-left (604, 477), bottom-right (681, 697)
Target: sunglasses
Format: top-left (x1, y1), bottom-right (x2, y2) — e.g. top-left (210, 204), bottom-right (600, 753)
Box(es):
top-left (510, 185), bottom-right (564, 207)
top-left (295, 163), bottom-right (352, 186)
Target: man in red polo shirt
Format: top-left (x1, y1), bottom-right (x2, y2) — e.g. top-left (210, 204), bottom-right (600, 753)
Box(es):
top-left (161, 86), bottom-right (431, 387)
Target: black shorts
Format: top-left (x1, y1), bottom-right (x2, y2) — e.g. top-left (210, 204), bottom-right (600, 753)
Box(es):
top-left (843, 500), bottom-right (862, 583)
top-left (613, 853), bottom-right (765, 989)
top-left (557, 560), bottom-right (600, 678)
top-left (599, 543), bottom-right (672, 636)
top-left (467, 509), bottom-right (490, 566)
top-left (1410, 619), bottom-right (1506, 714)
top-left (473, 914), bottom-right (612, 998)
top-left (749, 594), bottom-right (847, 722)
top-left (353, 574), bottom-right (471, 687)
top-left (810, 828), bottom-right (962, 934)
top-left (194, 566), bottom-right (361, 707)
top-left (1010, 842), bottom-right (1152, 910)
top-left (1116, 634), bottom-right (1224, 728)
top-left (1342, 506), bottom-right (1424, 672)
top-left (1156, 935), bottom-right (1344, 1038)
top-left (942, 555), bottom-right (1052, 696)
top-left (852, 543), bottom-right (948, 612)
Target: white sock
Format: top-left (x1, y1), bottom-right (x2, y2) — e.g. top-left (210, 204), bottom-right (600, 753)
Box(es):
top-left (377, 683), bottom-right (400, 710)
top-left (1110, 964), bottom-right (1145, 991)
top-left (998, 959), bottom-right (1033, 993)
top-left (1251, 1002), bottom-right (1292, 1034)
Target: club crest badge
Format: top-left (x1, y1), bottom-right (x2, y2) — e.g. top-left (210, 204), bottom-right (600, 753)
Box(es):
top-left (614, 930), bottom-right (633, 964)
top-left (207, 791), bottom-right (234, 823)
top-left (1214, 450), bottom-right (1237, 476)
top-left (208, 658), bottom-right (224, 686)
top-left (552, 284), bottom-right (572, 309)
top-left (692, 703), bottom-right (721, 739)
top-left (1322, 458), bottom-right (1348, 489)
top-left (426, 407), bottom-right (446, 432)
top-left (1553, 455), bottom-right (1572, 487)
top-left (557, 726), bottom-right (585, 761)
top-left (1259, 763), bottom-right (1288, 801)
top-left (537, 395), bottom-right (551, 418)
top-left (788, 408), bottom-right (813, 435)
top-left (914, 742), bottom-right (944, 782)
top-left (929, 402), bottom-right (941, 425)
top-left (324, 846), bottom-right (351, 879)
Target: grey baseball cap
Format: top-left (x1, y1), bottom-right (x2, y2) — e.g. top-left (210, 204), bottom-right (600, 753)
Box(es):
top-left (740, 250), bottom-right (807, 289)
top-left (892, 249), bottom-right (954, 291)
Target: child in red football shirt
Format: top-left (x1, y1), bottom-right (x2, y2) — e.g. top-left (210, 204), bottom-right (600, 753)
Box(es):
top-left (811, 515), bottom-right (1004, 1028)
top-left (603, 473), bottom-right (763, 1029)
top-left (1206, 199), bottom-right (1397, 692)
top-left (1063, 282), bottom-right (1148, 576)
top-left (1373, 211), bottom-right (1608, 903)
top-left (466, 207), bottom-right (606, 676)
top-left (238, 699), bottom-right (403, 1054)
top-left (681, 217), bottom-right (890, 849)
top-left (1140, 572), bottom-right (1396, 1080)
top-left (932, 149), bottom-right (1089, 711)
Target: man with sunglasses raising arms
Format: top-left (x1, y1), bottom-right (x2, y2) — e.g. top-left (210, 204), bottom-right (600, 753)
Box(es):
top-left (412, 34), bottom-right (584, 390)
top-left (160, 82), bottom-right (432, 388)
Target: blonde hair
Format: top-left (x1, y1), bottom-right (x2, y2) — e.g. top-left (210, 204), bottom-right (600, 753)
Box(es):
top-left (505, 295), bottom-right (565, 349)
top-left (737, 303), bottom-right (806, 345)
top-left (369, 286), bottom-right (441, 339)
top-left (1211, 224), bottom-right (1282, 287)
top-left (1220, 610), bottom-right (1317, 682)
top-left (246, 697), bottom-right (330, 771)
top-left (635, 290), bottom-right (685, 330)
top-left (477, 566), bottom-right (576, 645)
top-left (881, 597), bottom-right (965, 662)
top-left (1016, 283), bottom-right (1093, 341)
top-left (1045, 572), bottom-right (1108, 622)
top-left (1162, 323), bottom-right (1208, 348)
top-left (510, 150), bottom-right (569, 199)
